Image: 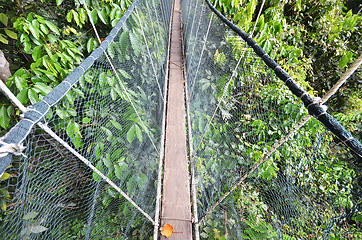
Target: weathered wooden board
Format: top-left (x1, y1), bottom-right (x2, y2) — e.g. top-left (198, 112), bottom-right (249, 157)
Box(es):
top-left (160, 0), bottom-right (192, 238)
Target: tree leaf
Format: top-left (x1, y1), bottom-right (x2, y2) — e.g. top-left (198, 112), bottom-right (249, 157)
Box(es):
top-left (0, 172), bottom-right (11, 181)
top-left (93, 161), bottom-right (104, 182)
top-left (17, 89), bottom-right (29, 104)
top-left (87, 38), bottom-right (95, 53)
top-left (32, 45), bottom-right (42, 61)
top-left (127, 125), bottom-right (136, 144)
top-left (90, 9), bottom-right (98, 24)
top-left (23, 211), bottom-right (38, 220)
top-left (339, 54), bottom-right (348, 69)
top-left (97, 9), bottom-right (108, 24)
top-left (14, 76), bottom-right (28, 91)
top-left (28, 88), bottom-right (40, 104)
top-left (0, 105), bottom-right (10, 129)
top-left (160, 223), bottom-right (173, 238)
top-left (4, 29), bottom-right (17, 39)
top-left (114, 164), bottom-right (122, 179)
top-left (44, 20), bottom-right (60, 35)
top-left (135, 124), bottom-right (143, 143)
top-left (110, 120), bottom-right (122, 130)
top-left (56, 0), bottom-right (64, 6)
top-left (0, 13), bottom-right (8, 26)
top-left (0, 34), bottom-right (8, 44)
top-left (118, 69), bottom-right (131, 79)
top-left (29, 225), bottom-right (48, 233)
top-left (28, 24), bottom-right (40, 39)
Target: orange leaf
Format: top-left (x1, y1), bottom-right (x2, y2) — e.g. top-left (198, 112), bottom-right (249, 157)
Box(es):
top-left (160, 223), bottom-right (173, 238)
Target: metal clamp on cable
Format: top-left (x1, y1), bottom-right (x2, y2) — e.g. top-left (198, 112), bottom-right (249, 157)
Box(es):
top-left (0, 139), bottom-right (26, 158)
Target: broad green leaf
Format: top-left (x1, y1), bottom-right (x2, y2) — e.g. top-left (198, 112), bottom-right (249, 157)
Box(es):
top-left (32, 45), bottom-right (42, 61)
top-left (99, 72), bottom-right (107, 86)
top-left (135, 124), bottom-right (143, 143)
top-left (4, 29), bottom-right (17, 39)
top-left (93, 161), bottom-right (104, 182)
top-left (263, 39), bottom-right (272, 54)
top-left (44, 20), bottom-right (60, 35)
top-left (28, 24), bottom-right (40, 39)
top-left (87, 38), bottom-right (95, 53)
top-left (0, 13), bottom-right (8, 26)
top-left (34, 82), bottom-right (52, 95)
top-left (97, 9), bottom-right (108, 24)
top-left (56, 0), bottom-right (64, 6)
top-left (7, 105), bottom-right (13, 116)
top-left (107, 75), bottom-right (116, 86)
top-left (114, 164), bottom-right (122, 179)
top-left (28, 88), bottom-right (40, 104)
top-left (127, 125), bottom-right (136, 144)
top-left (102, 155), bottom-right (112, 168)
top-left (110, 89), bottom-right (117, 100)
top-left (0, 105), bottom-right (10, 129)
top-left (0, 34), bottom-right (8, 44)
top-left (110, 120), bottom-right (122, 130)
top-left (118, 69), bottom-right (131, 79)
top-left (94, 144), bottom-right (104, 160)
top-left (23, 211), bottom-right (38, 220)
top-left (0, 172), bottom-right (11, 181)
top-left (24, 41), bottom-right (31, 52)
top-left (14, 76), bottom-right (28, 91)
top-left (66, 11), bottom-right (73, 23)
top-left (40, 23), bottom-right (49, 34)
top-left (30, 225), bottom-right (48, 233)
top-left (17, 89), bottom-right (29, 104)
top-left (127, 175), bottom-right (136, 193)
top-left (129, 30), bottom-right (141, 57)
top-left (339, 54), bottom-right (348, 69)
top-left (90, 9), bottom-right (98, 24)
top-left (137, 173), bottom-right (147, 190)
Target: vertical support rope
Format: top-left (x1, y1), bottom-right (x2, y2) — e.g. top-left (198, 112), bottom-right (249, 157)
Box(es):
top-left (188, 3), bottom-right (215, 98)
top-left (80, 0), bottom-right (160, 155)
top-left (0, 81), bottom-right (156, 225)
top-left (153, 0), bottom-right (175, 237)
top-left (185, 69), bottom-right (200, 240)
top-left (198, 52), bottom-right (362, 223)
top-left (193, 0), bottom-right (266, 155)
top-left (185, 2), bottom-right (205, 93)
top-left (135, 7), bottom-right (165, 101)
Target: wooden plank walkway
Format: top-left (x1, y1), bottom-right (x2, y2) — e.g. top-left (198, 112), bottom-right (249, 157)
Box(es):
top-left (160, 0), bottom-right (192, 239)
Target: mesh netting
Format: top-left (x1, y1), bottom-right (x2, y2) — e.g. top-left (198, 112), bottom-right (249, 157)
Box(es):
top-left (182, 0), bottom-right (362, 239)
top-left (0, 0), bottom-right (172, 239)
top-left (1, 0), bottom-right (361, 239)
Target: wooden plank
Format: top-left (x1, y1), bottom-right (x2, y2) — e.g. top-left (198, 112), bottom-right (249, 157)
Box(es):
top-left (160, 0), bottom-right (192, 239)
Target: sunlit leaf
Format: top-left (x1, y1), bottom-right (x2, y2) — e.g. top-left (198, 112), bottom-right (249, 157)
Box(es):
top-left (160, 223), bottom-right (173, 238)
top-left (0, 105), bottom-right (10, 129)
top-left (4, 29), bottom-right (17, 39)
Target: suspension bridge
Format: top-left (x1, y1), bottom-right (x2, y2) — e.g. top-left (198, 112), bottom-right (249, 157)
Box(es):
top-left (0, 0), bottom-right (361, 239)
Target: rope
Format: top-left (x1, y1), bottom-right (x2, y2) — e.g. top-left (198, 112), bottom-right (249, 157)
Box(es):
top-left (81, 0), bottom-right (160, 156)
top-left (153, 0), bottom-right (174, 237)
top-left (135, 7), bottom-right (165, 101)
top-left (0, 139), bottom-right (26, 158)
top-left (321, 54), bottom-right (362, 104)
top-left (198, 52), bottom-right (362, 223)
top-left (194, 0), bottom-right (266, 155)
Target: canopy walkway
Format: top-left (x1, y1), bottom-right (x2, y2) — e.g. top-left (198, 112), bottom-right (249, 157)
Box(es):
top-left (0, 0), bottom-right (361, 239)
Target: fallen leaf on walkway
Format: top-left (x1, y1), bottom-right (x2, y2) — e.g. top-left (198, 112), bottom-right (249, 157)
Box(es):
top-left (160, 223), bottom-right (173, 238)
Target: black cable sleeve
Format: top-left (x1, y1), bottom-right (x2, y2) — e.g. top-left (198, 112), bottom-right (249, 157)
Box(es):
top-left (204, 0), bottom-right (362, 161)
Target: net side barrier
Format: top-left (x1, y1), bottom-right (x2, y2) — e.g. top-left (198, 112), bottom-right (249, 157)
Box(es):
top-left (0, 0), bottom-right (172, 239)
top-left (182, 0), bottom-right (362, 239)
